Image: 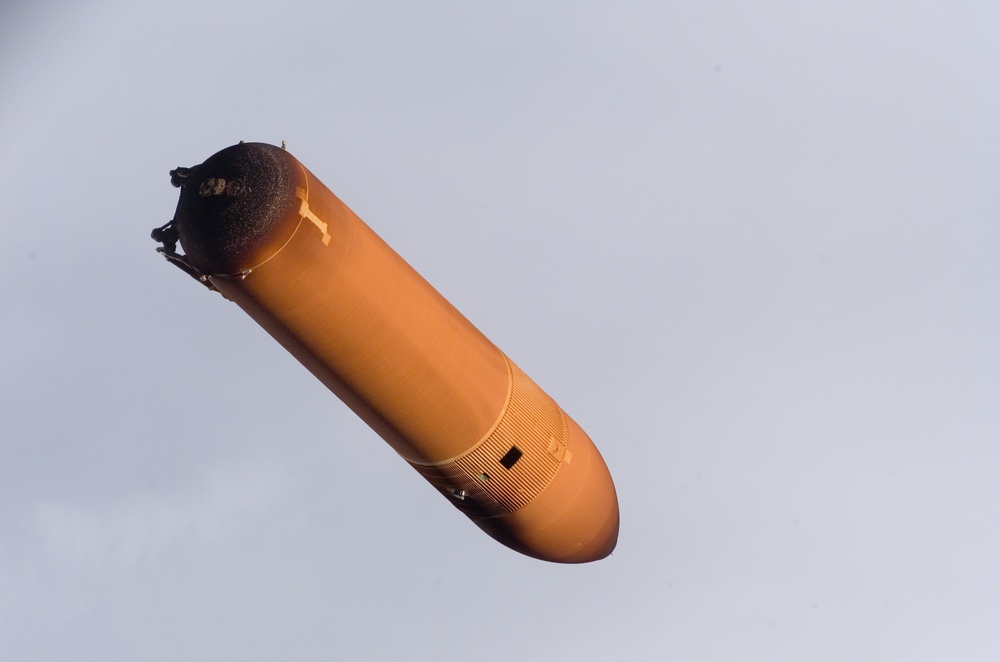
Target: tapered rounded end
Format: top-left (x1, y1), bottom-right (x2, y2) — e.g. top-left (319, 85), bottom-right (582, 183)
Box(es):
top-left (473, 415), bottom-right (619, 563)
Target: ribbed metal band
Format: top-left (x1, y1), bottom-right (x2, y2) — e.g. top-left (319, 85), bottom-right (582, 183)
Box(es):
top-left (409, 355), bottom-right (568, 518)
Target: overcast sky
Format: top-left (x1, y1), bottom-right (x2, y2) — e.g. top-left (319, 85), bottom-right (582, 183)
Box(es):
top-left (2, 2), bottom-right (998, 660)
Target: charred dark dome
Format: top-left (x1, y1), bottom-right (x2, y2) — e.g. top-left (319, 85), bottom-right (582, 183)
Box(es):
top-left (171, 143), bottom-right (299, 275)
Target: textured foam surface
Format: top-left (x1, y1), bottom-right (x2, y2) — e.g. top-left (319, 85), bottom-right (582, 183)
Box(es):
top-left (172, 142), bottom-right (298, 275)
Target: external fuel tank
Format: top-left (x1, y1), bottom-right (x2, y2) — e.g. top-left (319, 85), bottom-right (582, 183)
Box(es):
top-left (152, 142), bottom-right (618, 563)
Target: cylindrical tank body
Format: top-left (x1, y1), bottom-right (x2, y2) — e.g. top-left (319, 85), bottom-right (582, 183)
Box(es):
top-left (161, 142), bottom-right (618, 563)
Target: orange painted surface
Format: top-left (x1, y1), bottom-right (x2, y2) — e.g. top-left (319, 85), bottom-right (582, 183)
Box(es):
top-left (158, 143), bottom-right (618, 563)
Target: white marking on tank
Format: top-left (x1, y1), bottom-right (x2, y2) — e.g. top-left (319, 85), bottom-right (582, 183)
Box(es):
top-left (295, 187), bottom-right (331, 245)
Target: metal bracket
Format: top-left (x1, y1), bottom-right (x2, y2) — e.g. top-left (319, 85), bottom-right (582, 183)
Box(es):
top-left (151, 220), bottom-right (217, 292)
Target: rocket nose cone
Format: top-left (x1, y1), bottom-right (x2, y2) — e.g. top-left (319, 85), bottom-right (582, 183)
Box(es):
top-left (528, 496), bottom-right (618, 564)
top-left (473, 414), bottom-right (620, 564)
top-left (545, 429), bottom-right (619, 564)
top-left (573, 491), bottom-right (620, 563)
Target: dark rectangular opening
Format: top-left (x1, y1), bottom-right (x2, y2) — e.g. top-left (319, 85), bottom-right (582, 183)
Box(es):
top-left (499, 445), bottom-right (523, 469)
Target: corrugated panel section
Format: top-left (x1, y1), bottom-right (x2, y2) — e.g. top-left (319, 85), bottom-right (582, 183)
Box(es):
top-left (409, 355), bottom-right (568, 518)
